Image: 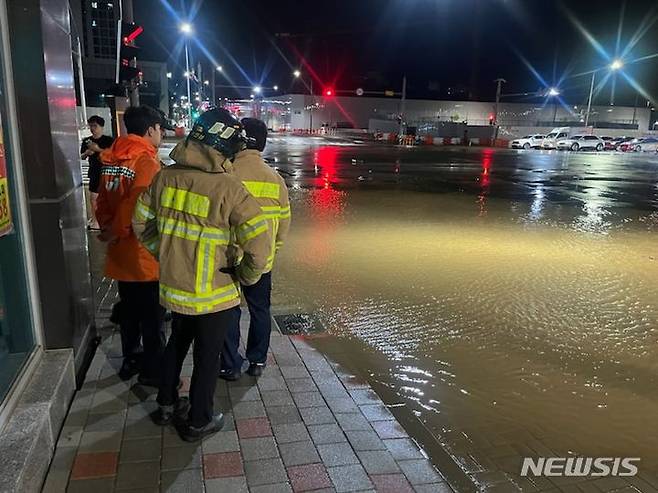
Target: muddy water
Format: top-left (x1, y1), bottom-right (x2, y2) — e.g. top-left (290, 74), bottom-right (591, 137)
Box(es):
top-left (267, 139), bottom-right (658, 488)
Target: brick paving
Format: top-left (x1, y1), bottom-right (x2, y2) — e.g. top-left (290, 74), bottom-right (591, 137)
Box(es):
top-left (42, 279), bottom-right (452, 493)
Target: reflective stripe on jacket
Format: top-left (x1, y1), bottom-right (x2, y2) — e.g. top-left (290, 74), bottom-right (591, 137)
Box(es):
top-left (229, 149), bottom-right (290, 272)
top-left (96, 134), bottom-right (160, 281)
top-left (132, 140), bottom-right (272, 315)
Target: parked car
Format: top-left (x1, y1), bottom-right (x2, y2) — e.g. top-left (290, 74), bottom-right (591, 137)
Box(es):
top-left (607, 136), bottom-right (633, 151)
top-left (556, 135), bottom-right (604, 151)
top-left (511, 134), bottom-right (545, 149)
top-left (542, 127), bottom-right (571, 149)
top-left (600, 136), bottom-right (615, 151)
top-left (620, 137), bottom-right (658, 152)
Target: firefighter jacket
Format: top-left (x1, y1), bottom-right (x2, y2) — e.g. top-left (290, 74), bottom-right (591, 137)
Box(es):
top-left (132, 139), bottom-right (272, 316)
top-left (96, 134), bottom-right (160, 281)
top-left (229, 149), bottom-right (291, 273)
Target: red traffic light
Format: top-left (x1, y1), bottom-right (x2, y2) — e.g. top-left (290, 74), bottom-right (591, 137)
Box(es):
top-left (324, 88), bottom-right (334, 97)
top-left (121, 22), bottom-right (143, 44)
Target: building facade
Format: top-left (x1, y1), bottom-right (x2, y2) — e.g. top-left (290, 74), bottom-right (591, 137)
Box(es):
top-left (0, 1), bottom-right (94, 491)
top-left (275, 94), bottom-right (652, 135)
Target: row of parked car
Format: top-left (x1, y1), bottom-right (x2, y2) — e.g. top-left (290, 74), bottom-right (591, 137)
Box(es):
top-left (510, 127), bottom-right (658, 152)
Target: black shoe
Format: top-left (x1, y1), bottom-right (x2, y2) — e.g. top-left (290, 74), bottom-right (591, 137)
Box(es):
top-left (150, 397), bottom-right (190, 426)
top-left (137, 374), bottom-right (160, 387)
top-left (118, 358), bottom-right (140, 381)
top-left (178, 413), bottom-right (225, 442)
top-left (246, 363), bottom-right (266, 377)
top-left (218, 369), bottom-right (241, 381)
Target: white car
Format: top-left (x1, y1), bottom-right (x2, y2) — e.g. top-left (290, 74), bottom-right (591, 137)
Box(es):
top-left (510, 134), bottom-right (545, 149)
top-left (557, 135), bottom-right (604, 152)
top-left (542, 127), bottom-right (571, 149)
top-left (626, 137), bottom-right (658, 152)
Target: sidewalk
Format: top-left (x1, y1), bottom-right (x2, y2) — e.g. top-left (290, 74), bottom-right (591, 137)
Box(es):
top-left (42, 278), bottom-right (453, 493)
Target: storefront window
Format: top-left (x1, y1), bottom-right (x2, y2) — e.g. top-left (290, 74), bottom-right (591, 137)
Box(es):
top-left (0, 38), bottom-right (36, 401)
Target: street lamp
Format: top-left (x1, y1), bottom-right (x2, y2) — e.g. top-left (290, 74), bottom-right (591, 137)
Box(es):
top-left (204, 80), bottom-right (209, 86)
top-left (293, 69), bottom-right (301, 78)
top-left (584, 61), bottom-right (623, 126)
top-left (216, 66), bottom-right (223, 72)
top-left (273, 85), bottom-right (279, 91)
top-left (166, 72), bottom-right (172, 79)
top-left (547, 87), bottom-right (560, 123)
top-left (179, 22), bottom-right (194, 126)
top-left (253, 86), bottom-right (262, 94)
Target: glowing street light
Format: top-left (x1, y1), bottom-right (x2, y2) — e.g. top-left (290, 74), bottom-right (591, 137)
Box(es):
top-left (293, 70), bottom-right (301, 78)
top-left (273, 85), bottom-right (279, 91)
top-left (610, 59), bottom-right (623, 71)
top-left (548, 87), bottom-right (560, 97)
top-left (216, 66), bottom-right (223, 72)
top-left (204, 80), bottom-right (209, 86)
top-left (253, 86), bottom-right (262, 94)
top-left (166, 72), bottom-right (172, 79)
top-left (179, 22), bottom-right (193, 35)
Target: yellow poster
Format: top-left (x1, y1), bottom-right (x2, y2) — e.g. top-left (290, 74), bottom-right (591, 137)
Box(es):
top-left (0, 131), bottom-right (12, 236)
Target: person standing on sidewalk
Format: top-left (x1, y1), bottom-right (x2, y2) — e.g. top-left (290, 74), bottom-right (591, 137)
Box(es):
top-left (96, 105), bottom-right (167, 385)
top-left (81, 115), bottom-right (114, 230)
top-left (219, 118), bottom-right (291, 380)
top-left (133, 108), bottom-right (272, 441)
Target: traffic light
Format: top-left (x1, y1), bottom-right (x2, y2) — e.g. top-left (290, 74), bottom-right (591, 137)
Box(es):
top-left (119, 22), bottom-right (143, 83)
top-left (324, 88), bottom-right (334, 97)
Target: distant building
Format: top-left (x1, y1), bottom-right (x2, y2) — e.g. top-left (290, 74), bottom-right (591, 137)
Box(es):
top-left (70, 0), bottom-right (168, 112)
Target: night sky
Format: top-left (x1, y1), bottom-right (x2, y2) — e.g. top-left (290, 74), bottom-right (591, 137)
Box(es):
top-left (135, 0), bottom-right (658, 106)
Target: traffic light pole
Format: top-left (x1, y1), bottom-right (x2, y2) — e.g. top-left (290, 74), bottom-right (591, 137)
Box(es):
top-left (122, 0), bottom-right (139, 105)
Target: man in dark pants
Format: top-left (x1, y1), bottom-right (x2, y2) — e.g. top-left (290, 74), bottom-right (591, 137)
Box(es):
top-left (96, 105), bottom-right (170, 384)
top-left (133, 109), bottom-right (272, 441)
top-left (219, 118), bottom-right (291, 380)
top-left (81, 115), bottom-right (114, 230)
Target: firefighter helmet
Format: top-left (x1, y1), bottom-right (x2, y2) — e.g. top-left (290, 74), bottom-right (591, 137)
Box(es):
top-left (187, 108), bottom-right (246, 160)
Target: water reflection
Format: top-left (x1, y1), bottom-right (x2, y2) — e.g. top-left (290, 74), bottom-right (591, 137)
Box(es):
top-left (268, 139), bottom-right (658, 487)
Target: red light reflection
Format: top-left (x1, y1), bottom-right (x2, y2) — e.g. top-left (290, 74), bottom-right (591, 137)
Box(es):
top-left (313, 146), bottom-right (339, 189)
top-left (477, 148), bottom-right (494, 216)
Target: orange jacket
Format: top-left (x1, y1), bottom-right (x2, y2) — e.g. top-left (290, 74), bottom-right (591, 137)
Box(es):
top-left (96, 135), bottom-right (160, 281)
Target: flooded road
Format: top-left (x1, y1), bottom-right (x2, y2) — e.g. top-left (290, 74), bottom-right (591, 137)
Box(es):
top-left (265, 136), bottom-right (658, 491)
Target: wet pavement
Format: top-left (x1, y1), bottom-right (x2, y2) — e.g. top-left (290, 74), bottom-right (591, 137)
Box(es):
top-left (43, 236), bottom-right (449, 493)
top-left (265, 136), bottom-right (658, 491)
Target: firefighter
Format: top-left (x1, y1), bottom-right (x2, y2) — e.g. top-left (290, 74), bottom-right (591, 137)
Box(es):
top-left (133, 108), bottom-right (272, 442)
top-left (219, 118), bottom-right (291, 380)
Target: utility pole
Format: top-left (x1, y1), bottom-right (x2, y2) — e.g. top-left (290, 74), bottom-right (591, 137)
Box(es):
top-left (585, 71), bottom-right (596, 127)
top-left (211, 68), bottom-right (216, 106)
top-left (398, 75), bottom-right (407, 136)
top-left (493, 78), bottom-right (506, 140)
top-left (309, 78), bottom-right (314, 131)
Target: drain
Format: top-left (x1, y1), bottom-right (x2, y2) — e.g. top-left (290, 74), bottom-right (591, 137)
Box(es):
top-left (274, 313), bottom-right (325, 335)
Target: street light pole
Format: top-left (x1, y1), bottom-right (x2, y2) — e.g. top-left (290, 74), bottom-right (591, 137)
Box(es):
top-left (585, 71), bottom-right (595, 127)
top-left (493, 78), bottom-right (506, 140)
top-left (184, 43), bottom-right (192, 127)
top-left (309, 78), bottom-right (314, 132)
